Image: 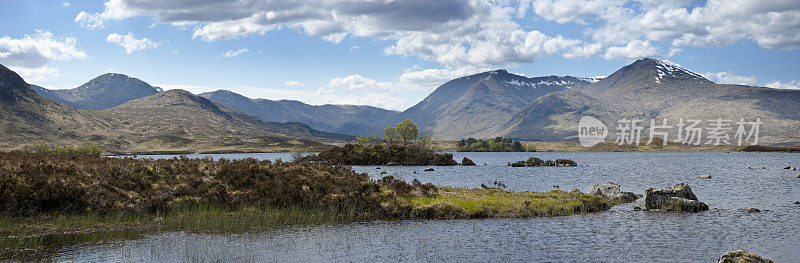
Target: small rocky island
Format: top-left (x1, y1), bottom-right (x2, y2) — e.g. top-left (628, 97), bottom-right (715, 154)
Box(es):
top-left (299, 120), bottom-right (458, 166)
top-left (507, 157), bottom-right (577, 167)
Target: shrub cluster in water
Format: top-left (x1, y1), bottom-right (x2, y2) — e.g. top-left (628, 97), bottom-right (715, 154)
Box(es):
top-left (508, 157), bottom-right (577, 167)
top-left (300, 143), bottom-right (457, 166)
top-left (0, 151), bottom-right (437, 217)
top-left (456, 137), bottom-right (528, 152)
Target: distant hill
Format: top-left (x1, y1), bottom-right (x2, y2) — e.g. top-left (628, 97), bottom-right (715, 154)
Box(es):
top-left (31, 73), bottom-right (161, 110)
top-left (0, 64), bottom-right (118, 149)
top-left (400, 69), bottom-right (595, 140)
top-left (200, 90), bottom-right (400, 136)
top-left (0, 65), bottom-right (351, 153)
top-left (504, 58), bottom-right (800, 143)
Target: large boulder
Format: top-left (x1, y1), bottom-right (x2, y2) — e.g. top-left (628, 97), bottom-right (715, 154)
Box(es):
top-left (717, 250), bottom-right (772, 263)
top-left (588, 182), bottom-right (638, 204)
top-left (461, 157), bottom-right (476, 166)
top-left (645, 183), bottom-right (709, 212)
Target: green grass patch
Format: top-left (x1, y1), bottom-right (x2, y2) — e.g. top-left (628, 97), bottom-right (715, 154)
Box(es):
top-left (409, 188), bottom-right (609, 218)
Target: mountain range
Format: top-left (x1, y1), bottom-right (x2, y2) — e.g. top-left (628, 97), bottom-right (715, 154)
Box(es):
top-left (5, 57), bottom-right (800, 148)
top-left (0, 64), bottom-right (351, 154)
top-left (199, 90), bottom-right (399, 136)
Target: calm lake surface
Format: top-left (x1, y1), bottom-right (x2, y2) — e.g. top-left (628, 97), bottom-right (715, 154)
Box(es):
top-left (38, 152), bottom-right (800, 262)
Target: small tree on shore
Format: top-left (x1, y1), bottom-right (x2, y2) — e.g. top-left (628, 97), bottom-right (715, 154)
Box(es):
top-left (384, 119), bottom-right (420, 145)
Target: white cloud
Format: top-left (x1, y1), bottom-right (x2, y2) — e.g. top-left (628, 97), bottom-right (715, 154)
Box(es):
top-left (0, 30), bottom-right (86, 82)
top-left (75, 0), bottom-right (137, 29)
top-left (315, 87), bottom-right (334, 95)
top-left (220, 48), bottom-right (249, 58)
top-left (73, 0), bottom-right (800, 65)
top-left (397, 66), bottom-right (489, 90)
top-left (8, 66), bottom-right (60, 83)
top-left (701, 72), bottom-right (758, 85)
top-left (349, 46), bottom-right (359, 52)
top-left (75, 0), bottom-right (580, 68)
top-left (106, 32), bottom-right (160, 54)
top-left (285, 80), bottom-right (303, 87)
top-left (327, 75), bottom-right (394, 92)
top-left (603, 40), bottom-right (658, 60)
top-left (667, 48), bottom-right (683, 57)
top-left (62, 2), bottom-right (70, 7)
top-left (765, 80), bottom-right (800, 90)
top-left (529, 0), bottom-right (800, 56)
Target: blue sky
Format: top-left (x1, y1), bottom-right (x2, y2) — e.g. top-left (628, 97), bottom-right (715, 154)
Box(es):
top-left (1, 0), bottom-right (799, 110)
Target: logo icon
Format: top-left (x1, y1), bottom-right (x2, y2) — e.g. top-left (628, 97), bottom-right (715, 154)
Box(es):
top-left (578, 116), bottom-right (608, 147)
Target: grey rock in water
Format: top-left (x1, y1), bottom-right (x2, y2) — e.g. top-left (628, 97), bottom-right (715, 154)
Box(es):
top-left (645, 183), bottom-right (709, 212)
top-left (738, 207), bottom-right (761, 213)
top-left (783, 166), bottom-right (796, 170)
top-left (570, 188), bottom-right (581, 193)
top-left (697, 174), bottom-right (712, 179)
top-left (717, 250), bottom-right (773, 263)
top-left (424, 168), bottom-right (435, 172)
top-left (461, 157), bottom-right (476, 166)
top-left (588, 182), bottom-right (638, 204)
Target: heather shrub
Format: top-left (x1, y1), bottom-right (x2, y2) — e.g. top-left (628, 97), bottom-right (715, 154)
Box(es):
top-left (27, 142), bottom-right (102, 156)
top-left (0, 152), bottom-right (398, 217)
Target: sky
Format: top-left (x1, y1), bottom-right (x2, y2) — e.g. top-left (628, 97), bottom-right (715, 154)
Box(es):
top-left (1, 0), bottom-right (799, 111)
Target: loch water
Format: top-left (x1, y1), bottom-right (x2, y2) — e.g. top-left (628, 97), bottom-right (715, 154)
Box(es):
top-left (27, 151), bottom-right (800, 262)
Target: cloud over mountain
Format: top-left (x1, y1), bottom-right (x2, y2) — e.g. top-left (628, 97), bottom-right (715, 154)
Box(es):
top-left (0, 30), bottom-right (86, 81)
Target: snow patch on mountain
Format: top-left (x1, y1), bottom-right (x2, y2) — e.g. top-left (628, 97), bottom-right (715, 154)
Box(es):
top-left (654, 59), bottom-right (704, 83)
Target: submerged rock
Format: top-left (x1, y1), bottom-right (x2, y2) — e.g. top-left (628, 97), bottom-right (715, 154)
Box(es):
top-left (697, 174), bottom-right (712, 179)
top-left (588, 182), bottom-right (638, 204)
top-left (645, 183), bottom-right (709, 212)
top-left (717, 250), bottom-right (773, 263)
top-left (461, 157), bottom-right (476, 166)
top-left (738, 207), bottom-right (761, 213)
